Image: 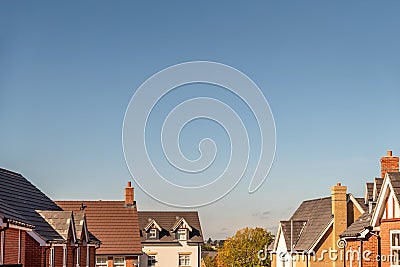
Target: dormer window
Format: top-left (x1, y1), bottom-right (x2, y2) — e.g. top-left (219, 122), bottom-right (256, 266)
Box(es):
top-left (149, 229), bottom-right (157, 239)
top-left (177, 229), bottom-right (187, 240)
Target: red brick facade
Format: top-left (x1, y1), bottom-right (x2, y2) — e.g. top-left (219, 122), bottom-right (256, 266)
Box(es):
top-left (344, 234), bottom-right (379, 267)
top-left (1, 226), bottom-right (97, 267)
top-left (379, 219), bottom-right (400, 267)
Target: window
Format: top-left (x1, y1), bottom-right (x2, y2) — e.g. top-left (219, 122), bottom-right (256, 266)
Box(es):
top-left (149, 229), bottom-right (157, 239)
top-left (148, 255), bottom-right (157, 266)
top-left (113, 257), bottom-right (125, 267)
top-left (178, 229), bottom-right (187, 240)
top-left (391, 231), bottom-right (400, 266)
top-left (179, 254), bottom-right (190, 266)
top-left (96, 257), bottom-right (107, 267)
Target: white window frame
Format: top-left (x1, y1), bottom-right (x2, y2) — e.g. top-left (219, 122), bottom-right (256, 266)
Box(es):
top-left (147, 254), bottom-right (157, 267)
top-left (95, 256), bottom-right (108, 267)
top-left (113, 256), bottom-right (126, 267)
top-left (76, 247), bottom-right (81, 267)
top-left (49, 247), bottom-right (55, 267)
top-left (149, 229), bottom-right (157, 239)
top-left (86, 246), bottom-right (90, 267)
top-left (178, 254), bottom-right (190, 266)
top-left (63, 245), bottom-right (67, 267)
top-left (391, 230), bottom-right (400, 266)
top-left (177, 229), bottom-right (187, 241)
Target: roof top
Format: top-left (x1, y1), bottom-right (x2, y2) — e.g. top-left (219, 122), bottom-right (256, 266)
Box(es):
top-left (374, 178), bottom-right (383, 200)
top-left (280, 220), bottom-right (307, 250)
top-left (37, 210), bottom-right (100, 244)
top-left (288, 197), bottom-right (333, 251)
top-left (57, 200), bottom-right (142, 255)
top-left (365, 183), bottom-right (374, 202)
top-left (138, 211), bottom-right (203, 243)
top-left (388, 172), bottom-right (400, 202)
top-left (341, 212), bottom-right (372, 237)
top-left (0, 168), bottom-right (63, 241)
top-left (277, 195), bottom-right (367, 251)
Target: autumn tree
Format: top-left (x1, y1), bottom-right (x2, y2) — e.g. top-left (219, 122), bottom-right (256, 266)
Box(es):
top-left (203, 255), bottom-right (218, 267)
top-left (217, 227), bottom-right (273, 267)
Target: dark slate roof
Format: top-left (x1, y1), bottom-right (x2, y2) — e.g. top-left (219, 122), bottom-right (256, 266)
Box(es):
top-left (138, 211), bottom-right (204, 244)
top-left (355, 197), bottom-right (368, 212)
top-left (57, 201), bottom-right (142, 255)
top-left (0, 168), bottom-right (63, 241)
top-left (288, 197), bottom-right (333, 251)
top-left (280, 220), bottom-right (307, 250)
top-left (374, 178), bottom-right (383, 200)
top-left (388, 172), bottom-right (400, 202)
top-left (0, 198), bottom-right (33, 228)
top-left (340, 212), bottom-right (372, 238)
top-left (366, 183), bottom-right (374, 203)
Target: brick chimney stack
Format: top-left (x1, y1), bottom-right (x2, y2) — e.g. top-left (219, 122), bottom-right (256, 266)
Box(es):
top-left (124, 181), bottom-right (135, 207)
top-left (331, 182), bottom-right (347, 266)
top-left (380, 150), bottom-right (399, 178)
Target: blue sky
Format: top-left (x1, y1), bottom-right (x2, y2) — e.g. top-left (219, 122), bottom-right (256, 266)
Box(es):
top-left (1, 1), bottom-right (400, 239)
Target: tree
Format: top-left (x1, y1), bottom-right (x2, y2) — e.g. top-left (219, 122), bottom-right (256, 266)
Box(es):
top-left (217, 227), bottom-right (273, 267)
top-left (203, 255), bottom-right (218, 267)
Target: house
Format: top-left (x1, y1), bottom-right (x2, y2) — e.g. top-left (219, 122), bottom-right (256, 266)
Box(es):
top-left (270, 184), bottom-right (367, 267)
top-left (0, 167), bottom-right (100, 267)
top-left (138, 211), bottom-right (204, 267)
top-left (271, 150), bottom-right (400, 267)
top-left (57, 182), bottom-right (142, 267)
top-left (340, 151), bottom-right (400, 267)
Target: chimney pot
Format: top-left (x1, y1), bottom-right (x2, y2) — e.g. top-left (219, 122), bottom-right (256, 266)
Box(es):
top-left (381, 151), bottom-right (399, 178)
top-left (337, 182), bottom-right (341, 186)
top-left (127, 181), bottom-right (132, 187)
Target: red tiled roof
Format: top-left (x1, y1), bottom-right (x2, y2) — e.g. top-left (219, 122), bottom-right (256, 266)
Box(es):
top-left (56, 200), bottom-right (142, 255)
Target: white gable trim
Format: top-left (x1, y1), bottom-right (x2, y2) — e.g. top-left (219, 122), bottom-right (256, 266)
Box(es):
top-left (371, 174), bottom-right (400, 227)
top-left (348, 194), bottom-right (366, 215)
top-left (172, 218), bottom-right (193, 232)
top-left (144, 219), bottom-right (162, 232)
top-left (272, 223), bottom-right (284, 251)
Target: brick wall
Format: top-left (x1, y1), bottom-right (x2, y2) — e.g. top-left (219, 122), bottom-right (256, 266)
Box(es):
top-left (344, 235), bottom-right (379, 267)
top-left (24, 232), bottom-right (43, 267)
top-left (380, 219), bottom-right (400, 267)
top-left (381, 151), bottom-right (399, 178)
top-left (3, 228), bottom-right (19, 264)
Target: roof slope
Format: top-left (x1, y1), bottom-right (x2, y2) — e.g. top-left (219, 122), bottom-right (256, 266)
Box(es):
top-left (138, 211), bottom-right (203, 243)
top-left (288, 197), bottom-right (333, 251)
top-left (374, 178), bottom-right (383, 200)
top-left (341, 212), bottom-right (372, 237)
top-left (388, 172), bottom-right (400, 202)
top-left (366, 183), bottom-right (374, 202)
top-left (57, 200), bottom-right (142, 255)
top-left (0, 168), bottom-right (63, 241)
top-left (280, 220), bottom-right (307, 250)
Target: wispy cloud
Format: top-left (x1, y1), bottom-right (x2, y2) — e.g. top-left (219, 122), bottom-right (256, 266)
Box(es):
top-left (252, 210), bottom-right (271, 220)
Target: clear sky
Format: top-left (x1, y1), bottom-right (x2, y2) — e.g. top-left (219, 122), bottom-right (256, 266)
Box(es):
top-left (1, 1), bottom-right (400, 239)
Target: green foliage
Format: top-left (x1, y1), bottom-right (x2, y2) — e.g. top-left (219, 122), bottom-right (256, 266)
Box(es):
top-left (217, 227), bottom-right (273, 267)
